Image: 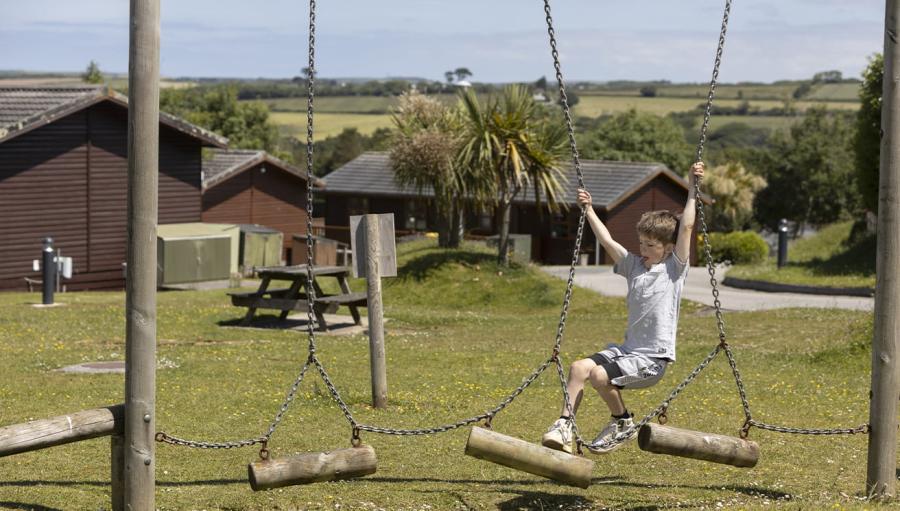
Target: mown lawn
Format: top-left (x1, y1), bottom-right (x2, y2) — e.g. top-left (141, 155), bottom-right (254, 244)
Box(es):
top-left (0, 240), bottom-right (887, 510)
top-left (727, 222), bottom-right (877, 289)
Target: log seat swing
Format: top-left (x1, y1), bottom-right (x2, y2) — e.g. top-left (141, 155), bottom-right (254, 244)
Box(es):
top-left (148, 0), bottom-right (867, 491)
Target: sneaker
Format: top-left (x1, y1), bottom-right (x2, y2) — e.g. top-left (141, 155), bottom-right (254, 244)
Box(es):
top-left (587, 415), bottom-right (635, 454)
top-left (541, 418), bottom-right (574, 454)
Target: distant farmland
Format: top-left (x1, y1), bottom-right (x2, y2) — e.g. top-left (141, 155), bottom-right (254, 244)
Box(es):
top-left (270, 111), bottom-right (395, 141)
top-left (259, 83), bottom-right (861, 142)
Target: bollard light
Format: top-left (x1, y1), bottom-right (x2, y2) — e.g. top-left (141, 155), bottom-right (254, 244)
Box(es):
top-left (41, 237), bottom-right (56, 305)
top-left (776, 219), bottom-right (789, 269)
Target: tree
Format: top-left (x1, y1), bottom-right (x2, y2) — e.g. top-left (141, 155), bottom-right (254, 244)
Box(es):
top-left (534, 76), bottom-right (548, 91)
top-left (703, 162), bottom-right (767, 232)
top-left (290, 127), bottom-right (392, 177)
top-left (444, 71), bottom-right (455, 84)
top-left (639, 86), bottom-right (657, 97)
top-left (389, 92), bottom-right (466, 247)
top-left (454, 67), bottom-right (473, 82)
top-left (82, 60), bottom-right (104, 84)
top-left (855, 53), bottom-right (882, 214)
top-left (301, 67), bottom-right (315, 82)
top-left (159, 85), bottom-right (280, 154)
top-left (812, 70), bottom-right (843, 83)
top-left (754, 108), bottom-right (859, 231)
top-left (578, 109), bottom-right (692, 174)
top-left (458, 85), bottom-right (569, 265)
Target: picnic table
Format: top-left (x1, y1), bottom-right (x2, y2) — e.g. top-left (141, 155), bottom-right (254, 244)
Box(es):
top-left (228, 265), bottom-right (367, 330)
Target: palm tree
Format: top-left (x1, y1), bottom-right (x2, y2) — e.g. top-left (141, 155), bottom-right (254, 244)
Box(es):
top-left (705, 162), bottom-right (767, 232)
top-left (389, 92), bottom-right (462, 247)
top-left (458, 85), bottom-right (569, 265)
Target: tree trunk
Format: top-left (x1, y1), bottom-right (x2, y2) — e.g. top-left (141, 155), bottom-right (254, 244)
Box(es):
top-left (449, 202), bottom-right (464, 248)
top-left (437, 213), bottom-right (450, 248)
top-left (498, 198), bottom-right (511, 266)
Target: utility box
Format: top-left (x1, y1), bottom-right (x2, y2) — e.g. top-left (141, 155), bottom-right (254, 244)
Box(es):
top-left (486, 233), bottom-right (532, 263)
top-left (292, 234), bottom-right (351, 267)
top-left (157, 223), bottom-right (239, 285)
top-left (239, 224), bottom-right (283, 274)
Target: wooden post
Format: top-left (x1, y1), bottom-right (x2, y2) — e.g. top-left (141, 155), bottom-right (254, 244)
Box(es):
top-left (247, 445), bottom-right (377, 490)
top-left (637, 423), bottom-right (759, 468)
top-left (125, 0), bottom-right (160, 508)
top-left (464, 427), bottom-right (595, 488)
top-left (365, 214), bottom-right (388, 408)
top-left (0, 404), bottom-right (124, 457)
top-left (111, 434), bottom-right (125, 511)
top-left (867, 0), bottom-right (900, 497)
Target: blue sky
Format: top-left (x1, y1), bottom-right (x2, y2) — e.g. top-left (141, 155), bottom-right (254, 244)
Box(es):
top-left (0, 0), bottom-right (885, 83)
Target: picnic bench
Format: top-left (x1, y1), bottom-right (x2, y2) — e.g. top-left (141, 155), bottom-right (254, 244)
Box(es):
top-left (228, 265), bottom-right (366, 331)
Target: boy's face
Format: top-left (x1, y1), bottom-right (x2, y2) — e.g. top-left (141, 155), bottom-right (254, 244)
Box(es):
top-left (638, 235), bottom-right (674, 269)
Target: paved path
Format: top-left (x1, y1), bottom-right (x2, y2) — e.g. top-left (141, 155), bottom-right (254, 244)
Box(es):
top-left (541, 265), bottom-right (874, 312)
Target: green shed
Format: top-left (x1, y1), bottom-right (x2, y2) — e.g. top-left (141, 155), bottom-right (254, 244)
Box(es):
top-left (239, 224), bottom-right (283, 274)
top-left (157, 223), bottom-right (240, 285)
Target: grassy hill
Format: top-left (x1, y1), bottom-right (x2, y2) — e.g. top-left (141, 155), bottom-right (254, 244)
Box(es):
top-left (0, 239), bottom-right (877, 510)
top-left (726, 221), bottom-right (876, 289)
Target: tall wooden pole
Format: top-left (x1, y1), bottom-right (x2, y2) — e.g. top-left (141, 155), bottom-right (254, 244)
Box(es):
top-left (125, 0), bottom-right (160, 508)
top-left (867, 0), bottom-right (900, 498)
top-left (364, 215), bottom-right (388, 408)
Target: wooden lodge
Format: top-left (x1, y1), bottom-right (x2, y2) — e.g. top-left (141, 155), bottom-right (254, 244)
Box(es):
top-left (0, 86), bottom-right (227, 291)
top-left (320, 152), bottom-right (698, 265)
top-left (201, 148), bottom-right (324, 264)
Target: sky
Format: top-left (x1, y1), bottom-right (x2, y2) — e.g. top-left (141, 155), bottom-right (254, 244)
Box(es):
top-left (0, 0), bottom-right (886, 83)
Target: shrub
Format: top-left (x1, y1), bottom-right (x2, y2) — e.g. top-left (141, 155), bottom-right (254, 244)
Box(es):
top-left (705, 231), bottom-right (769, 264)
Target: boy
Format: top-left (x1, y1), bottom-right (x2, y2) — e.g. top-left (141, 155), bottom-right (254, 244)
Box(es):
top-left (541, 162), bottom-right (705, 455)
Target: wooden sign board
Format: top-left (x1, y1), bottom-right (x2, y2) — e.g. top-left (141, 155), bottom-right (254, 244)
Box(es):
top-left (350, 214), bottom-right (397, 278)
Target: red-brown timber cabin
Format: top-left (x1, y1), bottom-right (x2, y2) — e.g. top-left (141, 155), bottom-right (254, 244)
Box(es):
top-left (321, 152), bottom-right (700, 265)
top-left (0, 87), bottom-right (227, 291)
top-left (201, 149), bottom-right (324, 264)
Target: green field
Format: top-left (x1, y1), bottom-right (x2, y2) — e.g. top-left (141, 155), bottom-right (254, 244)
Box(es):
top-left (264, 96), bottom-right (398, 114)
top-left (270, 111), bottom-right (395, 141)
top-left (573, 96), bottom-right (858, 118)
top-left (804, 82), bottom-right (862, 102)
top-left (260, 87), bottom-right (860, 143)
top-left (0, 239), bottom-right (885, 510)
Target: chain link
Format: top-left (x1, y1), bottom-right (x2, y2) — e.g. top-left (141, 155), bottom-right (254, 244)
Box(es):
top-left (157, 0), bottom-right (868, 453)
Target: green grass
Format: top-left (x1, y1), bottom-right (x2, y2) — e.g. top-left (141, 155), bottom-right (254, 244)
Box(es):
top-left (805, 83), bottom-right (862, 102)
top-left (0, 240), bottom-right (885, 510)
top-left (263, 96), bottom-right (398, 114)
top-left (727, 221), bottom-right (876, 289)
top-left (270, 111), bottom-right (395, 141)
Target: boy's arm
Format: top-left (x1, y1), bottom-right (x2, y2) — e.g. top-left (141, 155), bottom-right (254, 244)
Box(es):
top-left (675, 162), bottom-right (705, 263)
top-left (586, 206), bottom-right (628, 264)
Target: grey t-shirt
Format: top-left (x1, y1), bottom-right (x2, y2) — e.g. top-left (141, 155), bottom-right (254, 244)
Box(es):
top-left (613, 252), bottom-right (689, 361)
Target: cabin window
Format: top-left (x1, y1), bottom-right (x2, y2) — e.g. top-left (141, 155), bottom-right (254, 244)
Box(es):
top-left (405, 200), bottom-right (428, 231)
top-left (347, 197), bottom-right (369, 217)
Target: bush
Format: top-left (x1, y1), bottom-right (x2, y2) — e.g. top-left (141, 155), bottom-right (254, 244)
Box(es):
top-left (705, 231), bottom-right (769, 264)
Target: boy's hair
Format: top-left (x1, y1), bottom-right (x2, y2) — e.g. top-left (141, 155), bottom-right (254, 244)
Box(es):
top-left (636, 210), bottom-right (679, 244)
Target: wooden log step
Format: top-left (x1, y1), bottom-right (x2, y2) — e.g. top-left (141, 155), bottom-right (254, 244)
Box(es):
top-left (637, 423), bottom-right (759, 468)
top-left (464, 427), bottom-right (594, 488)
top-left (0, 404), bottom-right (125, 457)
top-left (248, 445), bottom-right (377, 490)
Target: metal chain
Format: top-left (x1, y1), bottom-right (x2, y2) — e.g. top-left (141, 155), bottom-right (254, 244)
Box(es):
top-left (158, 0), bottom-right (866, 452)
top-left (155, 358), bottom-right (313, 450)
top-left (356, 357), bottom-right (556, 436)
top-left (542, 0), bottom-right (592, 449)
